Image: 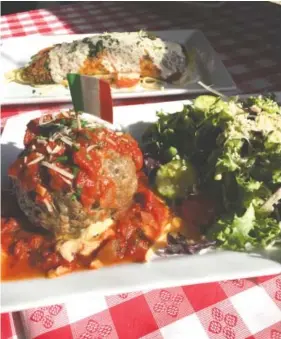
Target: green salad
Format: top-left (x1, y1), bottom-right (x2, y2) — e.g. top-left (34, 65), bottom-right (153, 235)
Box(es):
top-left (143, 94), bottom-right (281, 252)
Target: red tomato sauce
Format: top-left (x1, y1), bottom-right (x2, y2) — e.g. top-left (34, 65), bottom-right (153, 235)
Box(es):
top-left (1, 177), bottom-right (169, 281)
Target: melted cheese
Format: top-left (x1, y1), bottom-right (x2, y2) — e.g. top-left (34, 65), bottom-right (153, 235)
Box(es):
top-left (57, 218), bottom-right (114, 262)
top-left (48, 32), bottom-right (186, 83)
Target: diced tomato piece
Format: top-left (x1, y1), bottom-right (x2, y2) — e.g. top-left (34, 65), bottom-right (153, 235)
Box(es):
top-left (42, 249), bottom-right (52, 258)
top-left (48, 163), bottom-right (72, 191)
top-left (12, 240), bottom-right (30, 259)
top-left (9, 152), bottom-right (41, 191)
top-left (24, 119), bottom-right (41, 146)
top-left (29, 235), bottom-right (44, 250)
top-left (48, 173), bottom-right (69, 191)
top-left (1, 217), bottom-right (20, 234)
top-left (41, 253), bottom-right (61, 271)
top-left (73, 147), bottom-right (101, 177)
top-left (135, 185), bottom-right (167, 226)
top-left (151, 203), bottom-right (167, 226)
top-left (115, 77), bottom-right (139, 88)
top-left (20, 164), bottom-right (40, 191)
top-left (8, 158), bottom-right (23, 178)
top-left (79, 194), bottom-right (91, 209)
top-left (24, 129), bottom-right (37, 146)
top-left (48, 141), bottom-right (65, 155)
top-left (35, 184), bottom-right (47, 197)
top-left (140, 188), bottom-right (155, 208)
top-left (1, 234), bottom-right (13, 251)
top-left (132, 147), bottom-right (144, 171)
top-left (140, 211), bottom-right (155, 225)
top-left (76, 170), bottom-right (89, 187)
top-left (29, 252), bottom-right (42, 267)
top-left (80, 186), bottom-right (96, 208)
top-left (76, 171), bottom-right (97, 208)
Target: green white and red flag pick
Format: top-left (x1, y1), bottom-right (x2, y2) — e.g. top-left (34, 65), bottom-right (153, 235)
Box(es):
top-left (67, 73), bottom-right (113, 123)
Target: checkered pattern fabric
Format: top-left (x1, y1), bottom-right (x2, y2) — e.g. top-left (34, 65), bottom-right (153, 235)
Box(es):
top-left (1, 2), bottom-right (281, 338)
top-left (2, 274), bottom-right (281, 339)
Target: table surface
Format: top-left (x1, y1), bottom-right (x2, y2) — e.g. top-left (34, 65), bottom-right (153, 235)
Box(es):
top-left (1, 2), bottom-right (281, 339)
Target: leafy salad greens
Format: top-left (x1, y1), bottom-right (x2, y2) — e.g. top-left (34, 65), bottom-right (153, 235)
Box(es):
top-left (142, 94), bottom-right (281, 252)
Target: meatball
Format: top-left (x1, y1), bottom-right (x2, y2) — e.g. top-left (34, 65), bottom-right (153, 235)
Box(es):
top-left (15, 152), bottom-right (137, 238)
top-left (9, 111), bottom-right (143, 239)
top-left (101, 152), bottom-right (138, 210)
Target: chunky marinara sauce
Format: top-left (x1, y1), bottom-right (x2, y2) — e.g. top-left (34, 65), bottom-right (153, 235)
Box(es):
top-left (8, 112), bottom-right (143, 210)
top-left (2, 112), bottom-right (170, 280)
top-left (1, 178), bottom-right (169, 280)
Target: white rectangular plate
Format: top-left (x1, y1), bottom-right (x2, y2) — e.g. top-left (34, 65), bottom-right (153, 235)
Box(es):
top-left (1, 30), bottom-right (236, 105)
top-left (1, 100), bottom-right (280, 313)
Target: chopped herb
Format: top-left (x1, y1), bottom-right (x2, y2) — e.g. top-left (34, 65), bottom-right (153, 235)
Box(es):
top-left (86, 154), bottom-right (92, 160)
top-left (71, 194), bottom-right (77, 201)
top-left (95, 40), bottom-right (104, 54)
top-left (44, 59), bottom-right (50, 71)
top-left (73, 144), bottom-right (80, 151)
top-left (71, 186), bottom-right (82, 201)
top-left (56, 155), bottom-right (68, 162)
top-left (81, 120), bottom-right (88, 127)
top-left (71, 118), bottom-right (88, 129)
top-left (76, 187), bottom-right (82, 198)
top-left (71, 120), bottom-right (78, 129)
top-left (37, 135), bottom-right (47, 140)
top-left (30, 53), bottom-right (37, 60)
top-left (72, 166), bottom-right (80, 177)
top-left (83, 38), bottom-right (105, 58)
top-left (69, 41), bottom-right (78, 53)
top-left (32, 89), bottom-right (36, 94)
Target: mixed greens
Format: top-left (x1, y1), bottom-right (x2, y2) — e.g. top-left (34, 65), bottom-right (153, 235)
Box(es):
top-left (142, 94), bottom-right (281, 252)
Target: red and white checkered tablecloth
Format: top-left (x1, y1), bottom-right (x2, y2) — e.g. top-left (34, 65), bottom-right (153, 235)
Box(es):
top-left (1, 2), bottom-right (281, 339)
top-left (2, 274), bottom-right (281, 339)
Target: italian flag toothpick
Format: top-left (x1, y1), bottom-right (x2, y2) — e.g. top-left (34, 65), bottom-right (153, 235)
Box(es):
top-left (67, 73), bottom-right (113, 123)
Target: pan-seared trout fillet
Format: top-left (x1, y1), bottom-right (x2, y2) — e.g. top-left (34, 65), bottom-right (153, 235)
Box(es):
top-left (21, 31), bottom-right (187, 86)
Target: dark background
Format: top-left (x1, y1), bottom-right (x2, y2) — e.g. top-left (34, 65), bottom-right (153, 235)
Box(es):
top-left (1, 1), bottom-right (74, 15)
top-left (0, 1), bottom-right (228, 16)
